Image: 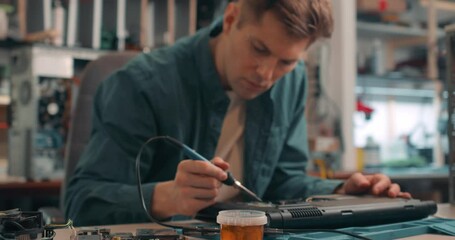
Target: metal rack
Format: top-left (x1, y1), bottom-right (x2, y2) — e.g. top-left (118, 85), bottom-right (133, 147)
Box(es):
top-left (20, 0), bottom-right (198, 50)
top-left (357, 21), bottom-right (445, 40)
top-left (354, 1), bottom-right (455, 168)
top-left (356, 74), bottom-right (436, 100)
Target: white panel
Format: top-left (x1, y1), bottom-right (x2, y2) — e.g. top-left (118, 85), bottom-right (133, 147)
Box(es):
top-left (33, 55), bottom-right (73, 78)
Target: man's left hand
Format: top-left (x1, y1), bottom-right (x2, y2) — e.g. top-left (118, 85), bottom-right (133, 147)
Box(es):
top-left (334, 172), bottom-right (412, 198)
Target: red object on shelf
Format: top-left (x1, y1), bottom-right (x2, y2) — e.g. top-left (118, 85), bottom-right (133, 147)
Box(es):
top-left (357, 99), bottom-right (374, 120)
top-left (379, 0), bottom-right (388, 12)
top-left (357, 99), bottom-right (374, 114)
top-left (357, 0), bottom-right (406, 13)
top-left (0, 122), bottom-right (8, 129)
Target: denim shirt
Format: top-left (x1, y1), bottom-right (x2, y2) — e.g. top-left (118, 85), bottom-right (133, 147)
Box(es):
top-left (65, 21), bottom-right (342, 226)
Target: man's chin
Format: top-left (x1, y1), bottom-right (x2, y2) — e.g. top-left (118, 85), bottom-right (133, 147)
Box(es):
top-left (233, 86), bottom-right (266, 100)
top-left (238, 91), bottom-right (262, 100)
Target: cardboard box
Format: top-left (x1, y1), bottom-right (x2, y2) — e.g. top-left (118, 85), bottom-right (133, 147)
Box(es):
top-left (357, 0), bottom-right (407, 13)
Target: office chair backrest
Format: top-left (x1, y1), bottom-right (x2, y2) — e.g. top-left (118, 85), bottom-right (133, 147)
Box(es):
top-left (60, 51), bottom-right (138, 209)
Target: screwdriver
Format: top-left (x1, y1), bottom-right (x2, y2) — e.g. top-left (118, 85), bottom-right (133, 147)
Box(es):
top-left (164, 136), bottom-right (263, 202)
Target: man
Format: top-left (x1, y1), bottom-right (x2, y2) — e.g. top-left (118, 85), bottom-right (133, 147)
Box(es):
top-left (65, 0), bottom-right (410, 226)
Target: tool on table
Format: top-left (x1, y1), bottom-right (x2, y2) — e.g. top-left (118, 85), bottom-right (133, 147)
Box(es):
top-left (164, 136), bottom-right (262, 202)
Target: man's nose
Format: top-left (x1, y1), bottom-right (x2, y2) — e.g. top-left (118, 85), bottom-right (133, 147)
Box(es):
top-left (256, 59), bottom-right (276, 84)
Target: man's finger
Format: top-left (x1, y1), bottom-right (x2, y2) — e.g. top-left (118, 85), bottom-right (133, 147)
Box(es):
top-left (350, 173), bottom-right (371, 188)
top-left (179, 160), bottom-right (227, 180)
top-left (370, 174), bottom-right (392, 195)
top-left (343, 173), bottom-right (371, 194)
top-left (386, 183), bottom-right (401, 198)
top-left (397, 192), bottom-right (412, 199)
top-left (212, 157), bottom-right (230, 171)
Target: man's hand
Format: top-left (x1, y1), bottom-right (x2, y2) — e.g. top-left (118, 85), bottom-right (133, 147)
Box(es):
top-left (151, 157), bottom-right (229, 219)
top-left (334, 173), bottom-right (412, 198)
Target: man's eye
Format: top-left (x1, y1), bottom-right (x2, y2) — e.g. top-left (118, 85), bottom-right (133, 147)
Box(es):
top-left (253, 45), bottom-right (268, 54)
top-left (280, 60), bottom-right (295, 66)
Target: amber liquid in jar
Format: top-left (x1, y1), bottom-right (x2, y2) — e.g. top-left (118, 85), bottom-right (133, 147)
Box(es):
top-left (220, 224), bottom-right (264, 240)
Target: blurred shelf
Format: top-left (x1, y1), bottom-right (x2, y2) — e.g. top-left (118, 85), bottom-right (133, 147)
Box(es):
top-left (356, 74), bottom-right (436, 99)
top-left (357, 21), bottom-right (445, 39)
top-left (1, 42), bottom-right (111, 79)
top-left (30, 44), bottom-right (111, 78)
top-left (32, 44), bottom-right (110, 61)
top-left (379, 166), bottom-right (449, 180)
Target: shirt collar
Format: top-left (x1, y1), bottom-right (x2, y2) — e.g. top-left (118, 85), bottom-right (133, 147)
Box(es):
top-left (193, 18), bottom-right (230, 108)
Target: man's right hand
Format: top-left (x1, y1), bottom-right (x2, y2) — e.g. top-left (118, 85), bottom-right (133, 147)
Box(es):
top-left (151, 157), bottom-right (229, 219)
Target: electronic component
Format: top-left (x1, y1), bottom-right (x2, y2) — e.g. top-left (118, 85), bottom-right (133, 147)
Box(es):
top-left (110, 232), bottom-right (134, 240)
top-left (6, 52), bottom-right (70, 180)
top-left (0, 209), bottom-right (44, 240)
top-left (5, 44), bottom-right (105, 180)
top-left (76, 228), bottom-right (111, 240)
top-left (136, 229), bottom-right (180, 240)
top-left (74, 228), bottom-right (185, 240)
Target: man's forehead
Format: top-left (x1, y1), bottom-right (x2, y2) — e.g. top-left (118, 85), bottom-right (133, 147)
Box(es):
top-left (249, 31), bottom-right (309, 58)
top-left (241, 11), bottom-right (308, 40)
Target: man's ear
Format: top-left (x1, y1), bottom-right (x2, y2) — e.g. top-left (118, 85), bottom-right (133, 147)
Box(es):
top-left (223, 2), bottom-right (240, 34)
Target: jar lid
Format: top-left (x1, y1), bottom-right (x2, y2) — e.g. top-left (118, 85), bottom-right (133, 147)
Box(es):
top-left (216, 210), bottom-right (268, 226)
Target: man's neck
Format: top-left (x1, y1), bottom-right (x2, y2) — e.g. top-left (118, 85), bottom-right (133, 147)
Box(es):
top-left (209, 36), bottom-right (229, 90)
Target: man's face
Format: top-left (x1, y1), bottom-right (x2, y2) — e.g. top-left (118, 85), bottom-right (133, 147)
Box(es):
top-left (219, 6), bottom-right (311, 100)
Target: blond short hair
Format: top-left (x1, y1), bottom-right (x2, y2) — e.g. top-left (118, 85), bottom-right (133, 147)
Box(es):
top-left (237, 0), bottom-right (334, 43)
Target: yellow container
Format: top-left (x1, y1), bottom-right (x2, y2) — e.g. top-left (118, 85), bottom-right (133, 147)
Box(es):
top-left (356, 147), bottom-right (365, 171)
top-left (216, 210), bottom-right (267, 240)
